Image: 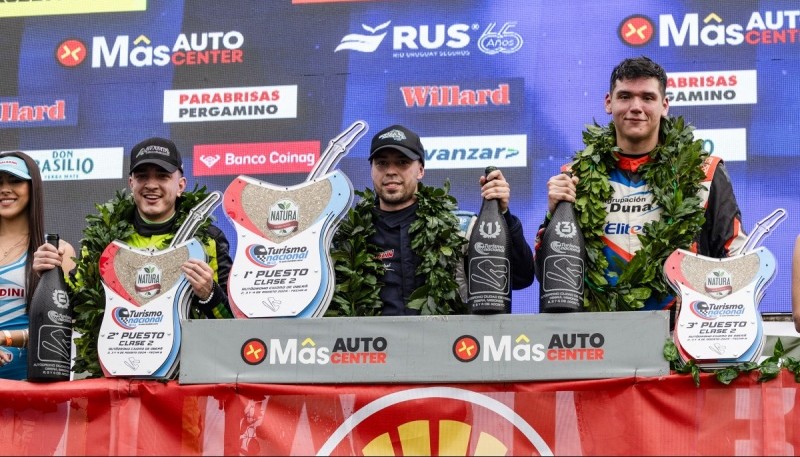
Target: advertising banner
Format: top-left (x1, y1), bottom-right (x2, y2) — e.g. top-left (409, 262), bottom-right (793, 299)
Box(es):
top-left (1, 372), bottom-right (798, 455)
top-left (180, 311), bottom-right (669, 384)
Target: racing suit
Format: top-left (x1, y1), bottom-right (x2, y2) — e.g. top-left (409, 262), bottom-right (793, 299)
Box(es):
top-left (535, 153), bottom-right (747, 311)
top-left (125, 209), bottom-right (233, 319)
top-left (372, 202), bottom-right (535, 316)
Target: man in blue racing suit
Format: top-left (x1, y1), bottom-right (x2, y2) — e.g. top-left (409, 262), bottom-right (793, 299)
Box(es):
top-left (535, 56), bottom-right (747, 316)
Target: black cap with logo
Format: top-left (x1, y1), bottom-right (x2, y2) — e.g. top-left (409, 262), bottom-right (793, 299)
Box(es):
top-left (129, 137), bottom-right (184, 174)
top-left (368, 124), bottom-right (425, 166)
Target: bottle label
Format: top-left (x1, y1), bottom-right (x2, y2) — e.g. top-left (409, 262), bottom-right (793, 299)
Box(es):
top-left (468, 257), bottom-right (511, 293)
top-left (30, 324), bottom-right (72, 377)
top-left (33, 325), bottom-right (72, 366)
top-left (51, 289), bottom-right (70, 309)
top-left (473, 241), bottom-right (505, 255)
top-left (28, 263), bottom-right (73, 380)
top-left (478, 220), bottom-right (503, 239)
top-left (539, 202), bottom-right (585, 312)
top-left (47, 310), bottom-right (72, 325)
top-left (467, 191), bottom-right (511, 314)
top-left (541, 256), bottom-right (584, 293)
top-left (554, 220), bottom-right (578, 238)
top-left (548, 240), bottom-right (581, 254)
top-left (468, 256), bottom-right (511, 313)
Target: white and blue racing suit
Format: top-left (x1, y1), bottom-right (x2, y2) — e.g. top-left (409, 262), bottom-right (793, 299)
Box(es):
top-left (535, 153), bottom-right (747, 311)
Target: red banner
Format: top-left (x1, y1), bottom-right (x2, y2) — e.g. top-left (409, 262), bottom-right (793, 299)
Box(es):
top-left (0, 372), bottom-right (798, 455)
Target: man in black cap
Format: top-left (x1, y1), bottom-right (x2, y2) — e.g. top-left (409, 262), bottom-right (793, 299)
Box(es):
top-left (125, 137), bottom-right (233, 319)
top-left (332, 124), bottom-right (534, 316)
top-left (69, 137), bottom-right (233, 377)
top-left (368, 124), bottom-right (427, 213)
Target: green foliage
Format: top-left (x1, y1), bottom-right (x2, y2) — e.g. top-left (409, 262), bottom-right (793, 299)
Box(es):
top-left (69, 185), bottom-right (212, 377)
top-left (574, 117), bottom-right (708, 311)
top-left (663, 338), bottom-right (800, 387)
top-left (327, 182), bottom-right (466, 317)
top-left (327, 189), bottom-right (385, 317)
top-left (407, 181), bottom-right (466, 315)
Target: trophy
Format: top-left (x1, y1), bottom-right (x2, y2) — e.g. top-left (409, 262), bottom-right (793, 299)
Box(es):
top-left (225, 121), bottom-right (367, 318)
top-left (666, 209), bottom-right (786, 369)
top-left (97, 192), bottom-right (223, 378)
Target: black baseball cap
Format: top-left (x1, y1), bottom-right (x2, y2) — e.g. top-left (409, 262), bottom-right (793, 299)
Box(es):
top-left (129, 137), bottom-right (183, 174)
top-left (368, 124), bottom-right (425, 166)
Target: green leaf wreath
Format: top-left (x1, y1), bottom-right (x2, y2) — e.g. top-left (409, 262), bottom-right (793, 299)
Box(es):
top-left (664, 338), bottom-right (800, 387)
top-left (69, 185), bottom-right (214, 377)
top-left (572, 116), bottom-right (708, 311)
top-left (327, 182), bottom-right (467, 317)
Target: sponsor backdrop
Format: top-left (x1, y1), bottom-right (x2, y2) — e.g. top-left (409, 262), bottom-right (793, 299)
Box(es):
top-left (1, 1), bottom-right (798, 314)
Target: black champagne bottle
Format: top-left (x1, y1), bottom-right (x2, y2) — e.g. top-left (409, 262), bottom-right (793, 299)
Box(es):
top-left (538, 200), bottom-right (586, 312)
top-left (467, 166), bottom-right (512, 314)
top-left (27, 234), bottom-right (72, 381)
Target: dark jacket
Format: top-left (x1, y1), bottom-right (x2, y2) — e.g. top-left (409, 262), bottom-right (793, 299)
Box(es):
top-left (371, 203), bottom-right (535, 316)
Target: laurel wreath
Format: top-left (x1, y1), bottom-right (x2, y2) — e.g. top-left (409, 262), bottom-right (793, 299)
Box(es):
top-left (69, 186), bottom-right (213, 377)
top-left (327, 182), bottom-right (466, 316)
top-left (573, 116), bottom-right (708, 311)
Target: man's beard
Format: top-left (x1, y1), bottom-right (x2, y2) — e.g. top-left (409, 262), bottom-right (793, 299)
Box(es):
top-left (377, 186), bottom-right (414, 208)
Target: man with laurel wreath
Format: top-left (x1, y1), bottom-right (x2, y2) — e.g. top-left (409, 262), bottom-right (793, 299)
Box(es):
top-left (69, 138), bottom-right (233, 377)
top-left (121, 138), bottom-right (233, 319)
top-left (330, 124), bottom-right (534, 317)
top-left (535, 56), bottom-right (747, 316)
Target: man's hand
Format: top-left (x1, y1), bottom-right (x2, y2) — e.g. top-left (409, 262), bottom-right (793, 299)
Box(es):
top-left (182, 259), bottom-right (215, 301)
top-left (480, 168), bottom-right (511, 213)
top-left (546, 172), bottom-right (579, 214)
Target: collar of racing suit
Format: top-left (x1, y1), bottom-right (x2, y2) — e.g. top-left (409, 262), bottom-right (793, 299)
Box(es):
top-left (615, 150), bottom-right (652, 173)
top-left (133, 209), bottom-right (178, 237)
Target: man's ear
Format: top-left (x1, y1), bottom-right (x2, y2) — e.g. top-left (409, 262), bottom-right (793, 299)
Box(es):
top-left (177, 176), bottom-right (187, 196)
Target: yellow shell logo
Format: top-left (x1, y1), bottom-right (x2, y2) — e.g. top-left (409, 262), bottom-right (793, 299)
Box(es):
top-left (363, 419), bottom-right (510, 455)
top-left (316, 387), bottom-right (553, 456)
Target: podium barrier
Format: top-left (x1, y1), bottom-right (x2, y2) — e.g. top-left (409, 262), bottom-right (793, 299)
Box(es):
top-left (179, 311), bottom-right (670, 384)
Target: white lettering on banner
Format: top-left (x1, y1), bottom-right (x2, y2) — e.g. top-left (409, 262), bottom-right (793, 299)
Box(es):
top-left (336, 20), bottom-right (523, 57)
top-left (163, 86), bottom-right (297, 123)
top-left (91, 32), bottom-right (244, 68)
top-left (393, 24), bottom-right (471, 50)
top-left (226, 153), bottom-right (266, 166)
top-left (270, 151), bottom-right (315, 165)
top-left (421, 134), bottom-right (527, 170)
top-left (666, 70), bottom-right (757, 106)
top-left (268, 339), bottom-right (316, 365)
top-left (265, 337), bottom-right (390, 366)
top-left (221, 151), bottom-right (316, 167)
top-left (194, 141), bottom-right (319, 176)
top-left (399, 84), bottom-right (510, 107)
top-left (20, 147), bottom-right (124, 181)
top-left (659, 11), bottom-right (800, 47)
top-left (482, 335), bottom-right (547, 362)
top-left (693, 128), bottom-right (747, 162)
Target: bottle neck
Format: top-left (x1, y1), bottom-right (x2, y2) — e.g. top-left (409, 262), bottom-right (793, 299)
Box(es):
top-left (481, 198), bottom-right (500, 213)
